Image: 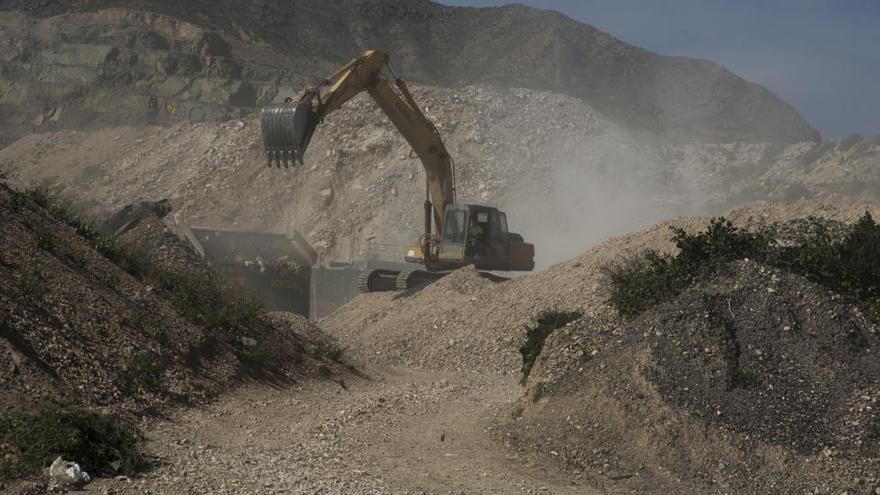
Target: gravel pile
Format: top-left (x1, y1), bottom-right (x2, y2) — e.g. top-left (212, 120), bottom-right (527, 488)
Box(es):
top-left (324, 202), bottom-right (880, 378)
top-left (496, 204), bottom-right (880, 493)
top-left (644, 260), bottom-right (880, 455)
top-left (323, 266), bottom-right (516, 373)
top-left (0, 181), bottom-right (331, 418)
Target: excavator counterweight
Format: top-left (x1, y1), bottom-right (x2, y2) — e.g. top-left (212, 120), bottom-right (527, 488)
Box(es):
top-left (260, 50), bottom-right (535, 291)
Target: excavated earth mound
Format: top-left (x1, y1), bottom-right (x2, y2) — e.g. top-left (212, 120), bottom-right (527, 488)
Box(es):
top-left (489, 205), bottom-right (880, 493)
top-left (505, 260), bottom-right (880, 493)
top-left (644, 261), bottom-right (879, 456)
top-left (0, 180), bottom-right (333, 417)
top-left (323, 266), bottom-right (513, 373)
top-left (324, 202), bottom-right (880, 379)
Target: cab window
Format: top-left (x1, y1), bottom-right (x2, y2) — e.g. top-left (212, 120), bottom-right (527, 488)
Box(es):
top-left (443, 209), bottom-right (468, 243)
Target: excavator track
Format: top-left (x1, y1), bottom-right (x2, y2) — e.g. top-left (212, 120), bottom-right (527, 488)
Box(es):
top-left (356, 272), bottom-right (371, 293)
top-left (357, 268), bottom-right (448, 293)
top-left (395, 270), bottom-right (414, 291)
top-left (356, 269), bottom-right (400, 293)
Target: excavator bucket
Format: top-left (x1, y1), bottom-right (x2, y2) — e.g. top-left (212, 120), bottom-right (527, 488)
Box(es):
top-left (260, 100), bottom-right (319, 167)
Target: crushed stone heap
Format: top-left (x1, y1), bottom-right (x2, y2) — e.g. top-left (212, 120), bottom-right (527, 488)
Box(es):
top-left (0, 181), bottom-right (336, 417)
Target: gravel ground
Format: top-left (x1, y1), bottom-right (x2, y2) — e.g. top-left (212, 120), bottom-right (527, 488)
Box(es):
top-left (80, 368), bottom-right (590, 495)
top-left (6, 200), bottom-right (880, 494)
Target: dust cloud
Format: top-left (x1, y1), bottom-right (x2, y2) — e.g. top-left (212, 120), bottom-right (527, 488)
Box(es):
top-left (501, 135), bottom-right (711, 271)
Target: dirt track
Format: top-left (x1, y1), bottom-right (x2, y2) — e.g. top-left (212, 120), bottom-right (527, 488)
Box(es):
top-left (83, 367), bottom-right (590, 494)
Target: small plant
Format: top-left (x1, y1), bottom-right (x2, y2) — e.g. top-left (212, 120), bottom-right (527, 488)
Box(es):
top-left (33, 229), bottom-right (55, 252)
top-left (235, 345), bottom-right (274, 370)
top-left (730, 367), bottom-right (759, 389)
top-left (151, 268), bottom-right (264, 331)
top-left (115, 351), bottom-right (165, 395)
top-left (100, 270), bottom-right (122, 289)
top-left (16, 274), bottom-right (47, 302)
top-left (519, 310), bottom-right (582, 385)
top-left (127, 311), bottom-right (172, 347)
top-left (605, 252), bottom-right (678, 318)
top-left (867, 418), bottom-right (880, 440)
top-left (26, 182), bottom-right (54, 209)
top-left (0, 407), bottom-right (144, 480)
top-left (311, 340), bottom-right (347, 362)
top-left (98, 242), bottom-right (152, 279)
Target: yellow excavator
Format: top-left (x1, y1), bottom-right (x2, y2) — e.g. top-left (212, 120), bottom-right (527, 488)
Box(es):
top-left (260, 50), bottom-right (534, 291)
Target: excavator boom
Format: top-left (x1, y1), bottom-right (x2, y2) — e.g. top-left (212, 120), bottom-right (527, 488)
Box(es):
top-left (260, 50), bottom-right (535, 289)
top-left (262, 50), bottom-right (454, 236)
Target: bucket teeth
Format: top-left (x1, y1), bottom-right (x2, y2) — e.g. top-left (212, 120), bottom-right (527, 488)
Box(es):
top-left (260, 100), bottom-right (317, 169)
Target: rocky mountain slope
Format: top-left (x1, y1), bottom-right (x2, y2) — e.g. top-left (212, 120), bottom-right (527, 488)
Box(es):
top-left (1, 0), bottom-right (818, 148)
top-left (0, 85), bottom-right (876, 268)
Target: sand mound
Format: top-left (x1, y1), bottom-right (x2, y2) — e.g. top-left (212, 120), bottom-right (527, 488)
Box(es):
top-left (323, 266), bottom-right (514, 372)
top-left (324, 201), bottom-right (880, 377)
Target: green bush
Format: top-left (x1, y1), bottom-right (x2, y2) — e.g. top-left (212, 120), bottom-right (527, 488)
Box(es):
top-left (0, 407), bottom-right (144, 479)
top-left (310, 340), bottom-right (347, 363)
top-left (775, 212), bottom-right (880, 301)
top-left (519, 311), bottom-right (582, 385)
top-left (34, 229), bottom-right (56, 252)
top-left (115, 351), bottom-right (165, 395)
top-left (606, 213), bottom-right (880, 321)
top-left (16, 274), bottom-right (47, 303)
top-left (21, 184), bottom-right (152, 277)
top-left (605, 252), bottom-right (678, 318)
top-left (151, 268), bottom-right (263, 331)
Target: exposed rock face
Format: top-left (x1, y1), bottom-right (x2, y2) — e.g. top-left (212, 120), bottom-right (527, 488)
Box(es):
top-left (1, 0), bottom-right (818, 147)
top-left (0, 7), bottom-right (307, 147)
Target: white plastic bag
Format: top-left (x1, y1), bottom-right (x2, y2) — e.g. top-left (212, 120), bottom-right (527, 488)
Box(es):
top-left (47, 456), bottom-right (91, 491)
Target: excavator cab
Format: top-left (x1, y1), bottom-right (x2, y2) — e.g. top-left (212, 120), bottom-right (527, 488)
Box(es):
top-left (412, 204), bottom-right (533, 272)
top-left (442, 206), bottom-right (503, 260)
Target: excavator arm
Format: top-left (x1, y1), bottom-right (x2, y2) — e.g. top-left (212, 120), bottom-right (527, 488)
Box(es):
top-left (261, 50), bottom-right (455, 239)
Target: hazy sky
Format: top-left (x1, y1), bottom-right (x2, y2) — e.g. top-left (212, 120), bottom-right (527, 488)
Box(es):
top-left (439, 0), bottom-right (880, 140)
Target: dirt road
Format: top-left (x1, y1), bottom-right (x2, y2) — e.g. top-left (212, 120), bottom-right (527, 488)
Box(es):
top-left (85, 366), bottom-right (590, 494)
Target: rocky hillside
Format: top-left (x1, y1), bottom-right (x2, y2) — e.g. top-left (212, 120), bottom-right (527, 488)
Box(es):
top-left (0, 85), bottom-right (876, 268)
top-left (0, 179), bottom-right (341, 417)
top-left (0, 0), bottom-right (818, 147)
